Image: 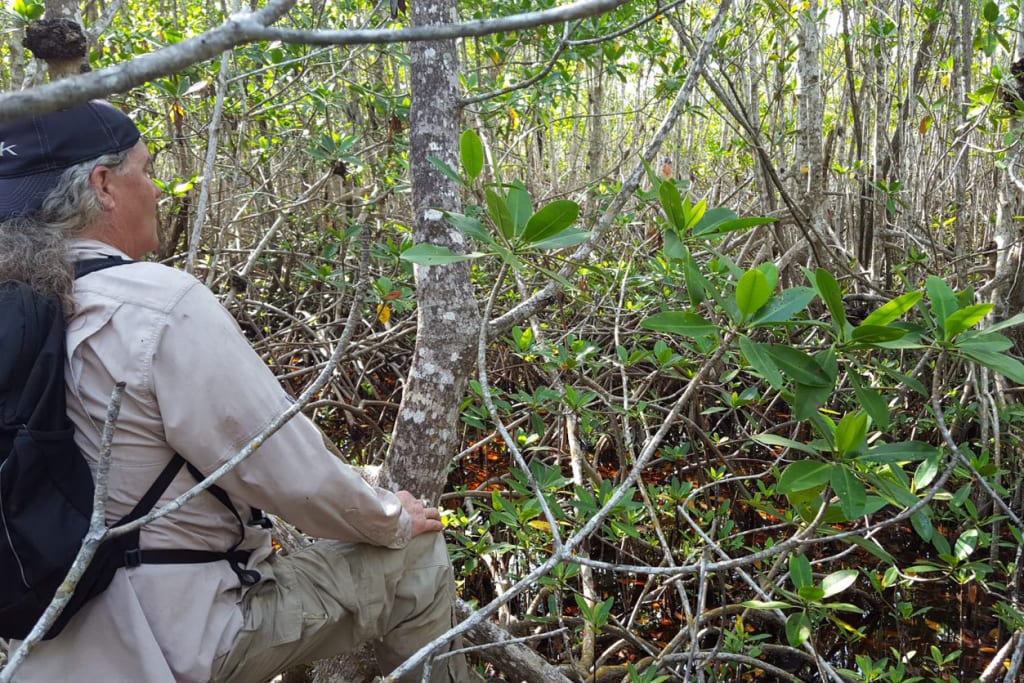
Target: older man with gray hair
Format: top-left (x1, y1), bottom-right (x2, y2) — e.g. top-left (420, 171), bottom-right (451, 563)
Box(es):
top-left (0, 100), bottom-right (472, 683)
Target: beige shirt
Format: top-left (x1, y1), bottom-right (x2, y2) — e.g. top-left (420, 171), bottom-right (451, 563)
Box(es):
top-left (12, 240), bottom-right (411, 683)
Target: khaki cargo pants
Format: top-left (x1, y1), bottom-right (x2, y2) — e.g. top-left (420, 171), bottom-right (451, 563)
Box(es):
top-left (209, 532), bottom-right (473, 683)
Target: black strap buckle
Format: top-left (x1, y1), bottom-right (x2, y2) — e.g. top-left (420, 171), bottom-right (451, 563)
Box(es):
top-left (230, 560), bottom-right (262, 586)
top-left (124, 548), bottom-right (143, 568)
top-left (250, 509), bottom-right (273, 529)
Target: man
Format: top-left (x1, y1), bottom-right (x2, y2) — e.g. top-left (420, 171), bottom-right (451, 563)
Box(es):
top-left (0, 100), bottom-right (472, 683)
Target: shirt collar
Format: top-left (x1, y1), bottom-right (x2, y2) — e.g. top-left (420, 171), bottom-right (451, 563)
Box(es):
top-left (69, 238), bottom-right (132, 261)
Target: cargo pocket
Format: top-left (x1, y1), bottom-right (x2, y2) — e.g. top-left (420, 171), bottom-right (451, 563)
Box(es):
top-left (238, 561), bottom-right (303, 648)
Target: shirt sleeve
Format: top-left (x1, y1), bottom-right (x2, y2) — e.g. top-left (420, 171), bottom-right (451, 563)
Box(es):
top-left (150, 280), bottom-right (411, 548)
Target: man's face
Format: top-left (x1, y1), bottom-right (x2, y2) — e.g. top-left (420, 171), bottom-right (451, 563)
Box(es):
top-left (99, 140), bottom-right (162, 258)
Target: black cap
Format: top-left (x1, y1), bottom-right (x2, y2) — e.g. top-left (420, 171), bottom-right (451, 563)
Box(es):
top-left (0, 100), bottom-right (141, 220)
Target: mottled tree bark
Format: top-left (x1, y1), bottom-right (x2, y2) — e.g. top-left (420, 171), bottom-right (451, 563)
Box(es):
top-left (383, 0), bottom-right (481, 501)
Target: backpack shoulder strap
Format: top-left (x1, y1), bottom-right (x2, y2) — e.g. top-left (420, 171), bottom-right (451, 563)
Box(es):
top-left (74, 255), bottom-right (133, 279)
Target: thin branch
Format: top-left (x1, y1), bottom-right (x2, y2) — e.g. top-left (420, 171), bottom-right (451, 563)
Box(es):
top-left (473, 263), bottom-right (564, 550)
top-left (185, 47), bottom-right (234, 275)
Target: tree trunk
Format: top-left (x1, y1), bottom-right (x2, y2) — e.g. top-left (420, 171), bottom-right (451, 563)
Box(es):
top-left (796, 0), bottom-right (829, 261)
top-left (381, 0), bottom-right (481, 502)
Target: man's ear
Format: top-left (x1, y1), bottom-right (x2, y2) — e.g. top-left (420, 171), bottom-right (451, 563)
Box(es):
top-left (90, 164), bottom-right (115, 210)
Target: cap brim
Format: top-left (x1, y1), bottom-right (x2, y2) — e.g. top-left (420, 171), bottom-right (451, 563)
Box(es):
top-left (0, 169), bottom-right (64, 220)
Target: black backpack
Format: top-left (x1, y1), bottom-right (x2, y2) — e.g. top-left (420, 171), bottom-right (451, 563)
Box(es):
top-left (0, 257), bottom-right (261, 641)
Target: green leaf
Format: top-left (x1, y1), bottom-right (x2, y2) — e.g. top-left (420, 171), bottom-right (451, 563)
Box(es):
top-left (798, 585), bottom-right (825, 602)
top-left (399, 243), bottom-right (476, 265)
top-left (834, 412), bottom-right (868, 456)
top-left (741, 599), bottom-right (794, 610)
top-left (913, 456), bottom-right (939, 491)
top-left (793, 383), bottom-right (833, 420)
top-left (911, 510), bottom-right (934, 542)
top-left (821, 601), bottom-right (866, 614)
top-left (486, 189), bottom-right (514, 241)
top-left (861, 291), bottom-right (924, 327)
top-left (954, 528), bottom-right (980, 562)
top-left (662, 230), bottom-right (686, 261)
top-left (752, 433), bottom-right (821, 456)
top-left (786, 612), bottom-right (812, 647)
top-left (738, 336), bottom-right (784, 389)
top-left (961, 350), bottom-right (1024, 383)
top-left (659, 181), bottom-right (685, 233)
top-left (945, 303), bottom-right (993, 339)
top-left (849, 374), bottom-right (890, 430)
top-left (891, 370), bottom-right (929, 397)
top-left (857, 440), bottom-right (938, 464)
top-left (984, 0), bottom-right (999, 22)
top-left (871, 326), bottom-right (929, 350)
top-left (445, 212), bottom-right (492, 245)
top-left (982, 311), bottom-right (1024, 333)
top-left (12, 0), bottom-right (44, 20)
top-left (757, 263), bottom-right (779, 292)
top-left (813, 268), bottom-right (848, 331)
top-left (640, 311), bottom-right (717, 339)
top-left (843, 534), bottom-right (896, 564)
top-left (692, 208), bottom-right (775, 238)
top-left (689, 206), bottom-right (735, 235)
top-left (460, 129), bottom-right (484, 182)
top-left (778, 461), bottom-right (832, 493)
top-left (957, 332), bottom-right (1014, 353)
top-left (507, 185), bottom-right (533, 237)
top-left (865, 470), bottom-right (920, 508)
top-left (530, 228), bottom-right (590, 251)
top-left (750, 287), bottom-right (816, 325)
top-left (521, 200), bottom-right (581, 245)
top-left (682, 252), bottom-right (709, 306)
top-left (850, 324), bottom-right (908, 344)
top-left (926, 276), bottom-right (958, 336)
top-left (736, 268), bottom-right (772, 318)
top-left (831, 466), bottom-right (867, 519)
top-left (683, 197), bottom-right (707, 232)
top-left (763, 345), bottom-right (833, 387)
top-left (789, 554), bottom-right (814, 589)
top-left (426, 155), bottom-right (465, 187)
top-left (821, 570), bottom-right (858, 598)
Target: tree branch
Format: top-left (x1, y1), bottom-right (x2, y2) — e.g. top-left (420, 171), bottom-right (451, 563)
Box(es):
top-left (0, 0), bottom-right (629, 121)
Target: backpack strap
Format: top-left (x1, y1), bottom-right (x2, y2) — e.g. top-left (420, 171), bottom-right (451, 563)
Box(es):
top-left (108, 454), bottom-right (260, 586)
top-left (74, 255), bottom-right (132, 279)
top-left (184, 462), bottom-right (263, 585)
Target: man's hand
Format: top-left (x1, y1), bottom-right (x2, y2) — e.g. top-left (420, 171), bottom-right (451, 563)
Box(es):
top-left (396, 490), bottom-right (444, 537)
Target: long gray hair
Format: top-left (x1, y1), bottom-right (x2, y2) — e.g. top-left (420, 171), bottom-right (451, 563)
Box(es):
top-left (0, 150), bottom-right (130, 311)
